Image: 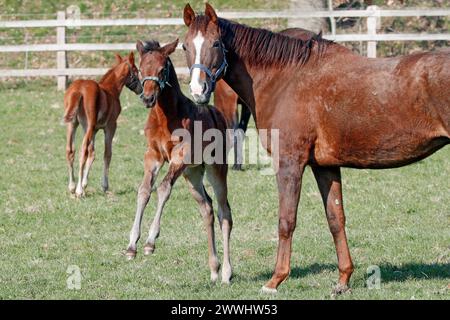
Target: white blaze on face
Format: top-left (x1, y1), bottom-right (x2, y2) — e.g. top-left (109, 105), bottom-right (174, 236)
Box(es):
top-left (190, 31), bottom-right (205, 96)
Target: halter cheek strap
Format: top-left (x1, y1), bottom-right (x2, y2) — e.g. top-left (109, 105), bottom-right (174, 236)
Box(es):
top-left (140, 60), bottom-right (172, 99)
top-left (189, 45), bottom-right (228, 91)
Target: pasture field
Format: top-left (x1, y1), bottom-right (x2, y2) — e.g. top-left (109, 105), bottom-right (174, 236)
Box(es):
top-left (0, 83), bottom-right (449, 300)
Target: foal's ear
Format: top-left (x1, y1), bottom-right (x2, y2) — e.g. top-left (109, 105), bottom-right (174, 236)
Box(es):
top-left (115, 54), bottom-right (123, 64)
top-left (183, 3), bottom-right (196, 26)
top-left (128, 51), bottom-right (135, 63)
top-left (136, 40), bottom-right (145, 56)
top-left (161, 39), bottom-right (179, 57)
top-left (205, 3), bottom-right (218, 24)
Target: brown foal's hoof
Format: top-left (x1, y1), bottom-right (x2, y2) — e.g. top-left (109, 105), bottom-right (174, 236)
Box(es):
top-left (331, 283), bottom-right (351, 297)
top-left (143, 243), bottom-right (155, 256)
top-left (125, 249), bottom-right (136, 260)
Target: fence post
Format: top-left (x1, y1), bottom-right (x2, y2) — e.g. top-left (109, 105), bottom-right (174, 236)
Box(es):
top-left (57, 11), bottom-right (67, 91)
top-left (366, 5), bottom-right (380, 58)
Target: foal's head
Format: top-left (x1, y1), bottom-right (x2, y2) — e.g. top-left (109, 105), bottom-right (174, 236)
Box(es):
top-left (136, 39), bottom-right (179, 108)
top-left (183, 3), bottom-right (227, 105)
top-left (114, 52), bottom-right (142, 95)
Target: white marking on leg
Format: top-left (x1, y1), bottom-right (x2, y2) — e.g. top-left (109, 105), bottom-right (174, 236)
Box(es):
top-left (190, 32), bottom-right (205, 96)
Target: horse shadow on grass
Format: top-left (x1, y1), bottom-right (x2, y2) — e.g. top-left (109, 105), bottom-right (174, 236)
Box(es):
top-left (248, 262), bottom-right (450, 283)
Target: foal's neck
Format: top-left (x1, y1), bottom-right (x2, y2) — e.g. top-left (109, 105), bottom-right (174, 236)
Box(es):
top-left (155, 65), bottom-right (187, 118)
top-left (99, 64), bottom-right (126, 96)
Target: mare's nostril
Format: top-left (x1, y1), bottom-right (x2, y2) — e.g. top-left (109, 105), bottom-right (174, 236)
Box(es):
top-left (202, 82), bottom-right (208, 94)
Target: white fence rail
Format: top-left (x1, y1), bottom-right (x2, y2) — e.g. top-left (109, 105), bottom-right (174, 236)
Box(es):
top-left (0, 6), bottom-right (449, 90)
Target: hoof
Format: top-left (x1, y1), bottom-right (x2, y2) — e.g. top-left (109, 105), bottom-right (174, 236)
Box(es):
top-left (211, 272), bottom-right (219, 283)
top-left (102, 185), bottom-right (109, 193)
top-left (75, 191), bottom-right (85, 198)
top-left (222, 279), bottom-right (231, 285)
top-left (125, 249), bottom-right (136, 260)
top-left (68, 184), bottom-right (76, 194)
top-left (331, 283), bottom-right (351, 297)
top-left (143, 243), bottom-right (155, 255)
top-left (260, 286), bottom-right (277, 294)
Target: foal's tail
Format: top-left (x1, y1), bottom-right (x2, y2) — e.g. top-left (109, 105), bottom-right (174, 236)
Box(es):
top-left (63, 90), bottom-right (82, 123)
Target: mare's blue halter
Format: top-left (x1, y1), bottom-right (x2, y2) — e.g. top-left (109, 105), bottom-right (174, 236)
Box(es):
top-left (189, 43), bottom-right (228, 92)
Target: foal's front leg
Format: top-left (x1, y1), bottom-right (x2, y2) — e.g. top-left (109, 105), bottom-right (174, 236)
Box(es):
top-left (102, 123), bottom-right (116, 192)
top-left (143, 160), bottom-right (187, 255)
top-left (126, 151), bottom-right (163, 259)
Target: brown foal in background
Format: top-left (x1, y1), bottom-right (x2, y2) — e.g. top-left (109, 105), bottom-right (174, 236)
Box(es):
top-left (125, 39), bottom-right (233, 284)
top-left (63, 52), bottom-right (142, 198)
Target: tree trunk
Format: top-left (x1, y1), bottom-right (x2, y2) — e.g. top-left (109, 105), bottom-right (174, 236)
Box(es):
top-left (288, 0), bottom-right (328, 33)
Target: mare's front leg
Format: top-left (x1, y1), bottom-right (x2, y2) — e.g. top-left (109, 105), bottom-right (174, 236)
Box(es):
top-left (143, 158), bottom-right (187, 255)
top-left (126, 150), bottom-right (163, 259)
top-left (262, 158), bottom-right (305, 293)
top-left (312, 166), bottom-right (354, 294)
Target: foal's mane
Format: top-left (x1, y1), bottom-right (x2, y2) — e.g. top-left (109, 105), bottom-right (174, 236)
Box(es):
top-left (196, 16), bottom-right (331, 68)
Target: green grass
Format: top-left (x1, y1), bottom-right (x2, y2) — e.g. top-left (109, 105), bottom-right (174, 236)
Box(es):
top-left (0, 84), bottom-right (449, 300)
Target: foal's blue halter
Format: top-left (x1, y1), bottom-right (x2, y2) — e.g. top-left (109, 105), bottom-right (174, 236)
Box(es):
top-left (139, 60), bottom-right (172, 100)
top-left (189, 43), bottom-right (228, 92)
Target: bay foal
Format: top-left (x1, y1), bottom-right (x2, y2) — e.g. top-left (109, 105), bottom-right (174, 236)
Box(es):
top-left (64, 52), bottom-right (142, 197)
top-left (183, 4), bottom-right (450, 293)
top-left (125, 40), bottom-right (233, 284)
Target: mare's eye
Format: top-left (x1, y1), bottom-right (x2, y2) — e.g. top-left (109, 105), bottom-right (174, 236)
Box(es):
top-left (182, 44), bottom-right (187, 51)
top-left (212, 41), bottom-right (220, 48)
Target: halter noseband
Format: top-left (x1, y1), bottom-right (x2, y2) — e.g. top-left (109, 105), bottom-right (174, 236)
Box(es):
top-left (140, 60), bottom-right (172, 99)
top-left (189, 43), bottom-right (228, 92)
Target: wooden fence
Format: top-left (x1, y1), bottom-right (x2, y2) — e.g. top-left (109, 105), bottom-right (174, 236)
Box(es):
top-left (0, 6), bottom-right (449, 90)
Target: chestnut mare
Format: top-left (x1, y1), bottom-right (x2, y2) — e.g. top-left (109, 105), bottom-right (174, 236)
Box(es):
top-left (214, 28), bottom-right (319, 171)
top-left (64, 52), bottom-right (142, 198)
top-left (125, 39), bottom-right (233, 284)
top-left (183, 4), bottom-right (450, 293)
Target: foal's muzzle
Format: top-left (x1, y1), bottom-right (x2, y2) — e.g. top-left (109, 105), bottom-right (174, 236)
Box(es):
top-left (142, 93), bottom-right (157, 108)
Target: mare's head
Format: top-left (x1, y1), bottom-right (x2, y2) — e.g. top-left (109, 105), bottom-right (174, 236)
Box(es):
top-left (183, 3), bottom-right (227, 105)
top-left (115, 52), bottom-right (142, 95)
top-left (136, 39), bottom-right (179, 108)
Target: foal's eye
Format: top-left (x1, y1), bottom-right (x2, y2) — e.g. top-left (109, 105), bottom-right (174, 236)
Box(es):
top-left (212, 41), bottom-right (220, 48)
top-left (182, 43), bottom-right (187, 51)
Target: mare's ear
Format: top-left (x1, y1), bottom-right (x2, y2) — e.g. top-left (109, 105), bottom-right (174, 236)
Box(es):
top-left (205, 3), bottom-right (218, 24)
top-left (115, 54), bottom-right (123, 64)
top-left (184, 3), bottom-right (196, 26)
top-left (161, 39), bottom-right (179, 57)
top-left (136, 40), bottom-right (145, 56)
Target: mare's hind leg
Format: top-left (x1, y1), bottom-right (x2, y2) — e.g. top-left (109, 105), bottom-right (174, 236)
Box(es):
top-left (75, 124), bottom-right (95, 198)
top-left (312, 166), bottom-right (354, 294)
top-left (143, 160), bottom-right (186, 255)
top-left (66, 121), bottom-right (78, 193)
top-left (206, 164), bottom-right (233, 284)
top-left (126, 150), bottom-right (163, 259)
top-left (102, 123), bottom-right (116, 192)
top-left (184, 166), bottom-right (220, 282)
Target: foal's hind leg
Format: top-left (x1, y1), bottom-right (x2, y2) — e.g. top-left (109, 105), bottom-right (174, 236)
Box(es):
top-left (206, 164), bottom-right (233, 284)
top-left (66, 121), bottom-right (78, 193)
top-left (75, 124), bottom-right (95, 198)
top-left (184, 166), bottom-right (220, 282)
top-left (312, 166), bottom-right (354, 294)
top-left (102, 123), bottom-right (116, 192)
top-left (143, 160), bottom-right (186, 255)
top-left (81, 135), bottom-right (96, 189)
